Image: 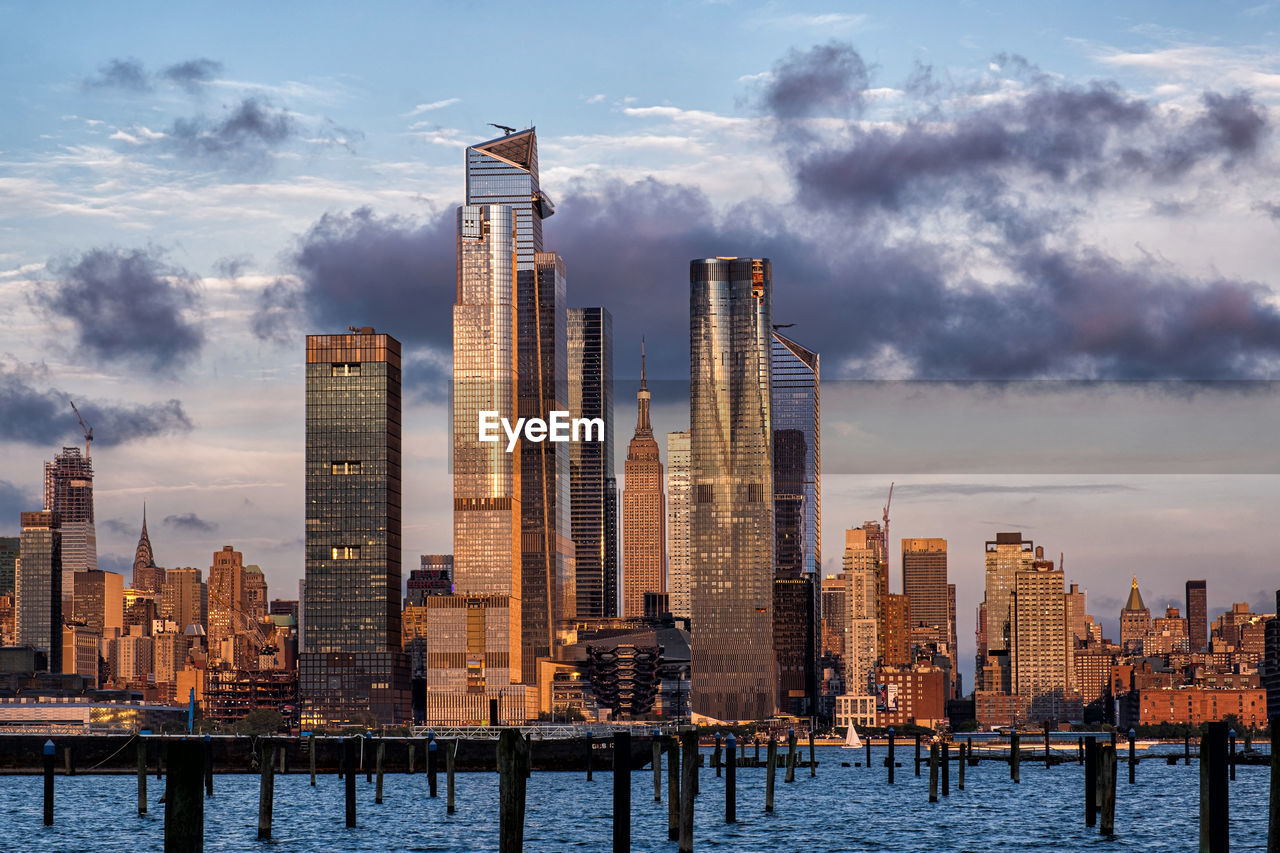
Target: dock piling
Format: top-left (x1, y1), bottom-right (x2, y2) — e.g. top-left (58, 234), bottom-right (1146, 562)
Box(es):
top-left (1085, 736), bottom-right (1097, 827)
top-left (1100, 744), bottom-right (1116, 838)
top-left (375, 740), bottom-right (385, 805)
top-left (344, 738), bottom-right (357, 828)
top-left (447, 740), bottom-right (457, 815)
top-left (667, 737), bottom-right (680, 840)
top-left (258, 739), bottom-right (275, 841)
top-left (43, 739), bottom-right (55, 826)
top-left (725, 733), bottom-right (737, 824)
top-left (164, 739), bottom-right (204, 853)
top-left (928, 741), bottom-right (938, 803)
top-left (137, 738), bottom-right (148, 815)
top-left (498, 729), bottom-right (528, 853)
top-left (679, 729), bottom-right (696, 853)
top-left (765, 736), bottom-right (777, 813)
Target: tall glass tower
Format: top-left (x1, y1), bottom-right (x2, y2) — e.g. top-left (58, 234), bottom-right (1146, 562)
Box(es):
top-left (44, 446), bottom-right (96, 602)
top-left (689, 257), bottom-right (776, 721)
top-left (568, 307), bottom-right (616, 619)
top-left (301, 327), bottom-right (409, 727)
top-left (16, 510), bottom-right (61, 672)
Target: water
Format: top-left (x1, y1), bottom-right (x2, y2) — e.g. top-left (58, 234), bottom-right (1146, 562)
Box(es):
top-left (2, 746), bottom-right (1270, 851)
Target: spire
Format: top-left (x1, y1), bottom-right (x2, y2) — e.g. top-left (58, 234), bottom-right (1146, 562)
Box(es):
top-left (1123, 576), bottom-right (1147, 613)
top-left (640, 336), bottom-right (647, 392)
top-left (133, 504), bottom-right (155, 572)
top-left (635, 338), bottom-right (651, 434)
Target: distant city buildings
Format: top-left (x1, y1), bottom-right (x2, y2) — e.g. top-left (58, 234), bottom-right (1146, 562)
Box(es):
top-left (622, 343), bottom-right (666, 618)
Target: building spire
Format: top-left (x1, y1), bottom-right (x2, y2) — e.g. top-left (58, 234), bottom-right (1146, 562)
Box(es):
top-left (640, 336), bottom-right (647, 392)
top-left (133, 504), bottom-right (155, 572)
top-left (635, 338), bottom-right (651, 434)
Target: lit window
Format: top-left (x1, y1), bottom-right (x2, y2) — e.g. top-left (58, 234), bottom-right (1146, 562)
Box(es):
top-left (331, 546), bottom-right (361, 560)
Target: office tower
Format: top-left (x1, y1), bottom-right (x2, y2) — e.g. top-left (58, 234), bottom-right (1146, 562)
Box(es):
top-left (604, 479), bottom-right (619, 616)
top-left (622, 344), bottom-right (667, 618)
top-left (1186, 579), bottom-right (1208, 652)
top-left (16, 511), bottom-right (61, 672)
top-left (770, 331), bottom-right (820, 575)
top-left (465, 127), bottom-right (552, 271)
top-left (982, 532), bottom-right (1034, 655)
top-left (843, 529), bottom-right (880, 694)
top-left (568, 307), bottom-right (616, 619)
top-left (132, 508), bottom-right (165, 595)
top-left (407, 554), bottom-right (453, 606)
top-left (452, 202), bottom-right (522, 681)
top-left (161, 567), bottom-right (205, 631)
top-left (71, 569), bottom-right (124, 635)
top-left (666, 431), bottom-right (691, 622)
top-left (902, 538), bottom-right (948, 648)
top-left (301, 328), bottom-right (409, 727)
top-left (1120, 577), bottom-right (1151, 653)
top-left (44, 446), bottom-right (96, 600)
top-left (1264, 589), bottom-right (1280, 720)
top-left (244, 565), bottom-right (267, 620)
top-left (0, 537), bottom-right (17, 597)
top-left (689, 257), bottom-right (775, 721)
top-left (1011, 549), bottom-right (1069, 720)
top-left (208, 545), bottom-right (246, 665)
top-left (882, 593), bottom-right (912, 666)
top-left (821, 573), bottom-right (848, 657)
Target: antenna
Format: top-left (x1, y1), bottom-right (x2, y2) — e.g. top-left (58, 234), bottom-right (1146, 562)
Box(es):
top-left (488, 123), bottom-right (516, 135)
top-left (69, 400), bottom-right (93, 459)
top-left (882, 482), bottom-right (894, 588)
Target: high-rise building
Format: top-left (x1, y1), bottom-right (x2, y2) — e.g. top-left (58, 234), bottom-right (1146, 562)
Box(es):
top-left (407, 554), bottom-right (453, 606)
top-left (982, 532), bottom-right (1035, 656)
top-left (131, 507), bottom-right (165, 595)
top-left (71, 569), bottom-right (123, 636)
top-left (770, 331), bottom-right (820, 576)
top-left (622, 344), bottom-right (666, 618)
top-left (1186, 579), bottom-right (1208, 652)
top-left (0, 537), bottom-right (17, 597)
top-left (882, 593), bottom-right (912, 667)
top-left (902, 538), bottom-right (948, 649)
top-left (16, 511), bottom-right (61, 672)
top-left (568, 307), bottom-right (616, 619)
top-left (1120, 577), bottom-right (1151, 653)
top-left (1011, 549), bottom-right (1070, 720)
top-left (161, 567), bottom-right (205, 632)
top-left (666, 431), bottom-right (692, 622)
top-left (301, 328), bottom-right (409, 727)
top-left (244, 565), bottom-right (268, 620)
top-left (208, 545), bottom-right (246, 666)
top-left (44, 447), bottom-right (96, 601)
top-left (689, 257), bottom-right (775, 721)
top-left (465, 127), bottom-right (553, 272)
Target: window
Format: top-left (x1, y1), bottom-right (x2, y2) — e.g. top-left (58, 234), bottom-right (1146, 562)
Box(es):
top-left (331, 546), bottom-right (361, 560)
top-left (331, 461), bottom-right (362, 475)
top-left (332, 363), bottom-right (361, 376)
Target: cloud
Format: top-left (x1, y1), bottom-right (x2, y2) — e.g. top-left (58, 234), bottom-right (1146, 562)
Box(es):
top-left (757, 40), bottom-right (873, 118)
top-left (39, 247), bottom-right (204, 372)
top-left (250, 278), bottom-right (302, 344)
top-left (100, 518), bottom-right (133, 536)
top-left (84, 58), bottom-right (151, 92)
top-left (160, 58), bottom-right (224, 92)
top-left (163, 512), bottom-right (217, 532)
top-left (886, 483), bottom-right (1139, 498)
top-left (0, 480), bottom-right (38, 530)
top-left (0, 363), bottom-right (193, 447)
top-left (166, 97), bottom-right (296, 166)
top-left (404, 98), bottom-right (460, 116)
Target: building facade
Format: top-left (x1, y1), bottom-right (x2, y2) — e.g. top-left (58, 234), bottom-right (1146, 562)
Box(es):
top-left (568, 307), bottom-right (616, 619)
top-left (1120, 577), bottom-right (1151, 654)
top-left (665, 431), bottom-right (692, 622)
top-left (44, 446), bottom-right (96, 603)
top-left (1186, 579), bottom-right (1208, 653)
top-left (16, 511), bottom-right (62, 673)
top-left (689, 257), bottom-right (775, 722)
top-left (622, 344), bottom-right (666, 618)
top-left (1011, 551), bottom-right (1072, 720)
top-left (301, 328), bottom-right (409, 727)
top-left (902, 538), bottom-right (948, 650)
top-left (131, 508), bottom-right (165, 596)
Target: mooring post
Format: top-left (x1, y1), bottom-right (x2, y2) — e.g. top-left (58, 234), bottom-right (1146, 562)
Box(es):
top-left (1187, 733), bottom-right (1192, 766)
top-left (942, 740), bottom-right (950, 796)
top-left (1085, 736), bottom-right (1098, 827)
top-left (667, 737), bottom-right (680, 840)
top-left (164, 738), bottom-right (204, 853)
top-left (64, 743), bottom-right (73, 776)
top-left (1267, 716), bottom-right (1279, 853)
top-left (654, 730), bottom-right (663, 802)
top-left (713, 732), bottom-right (722, 777)
top-left (364, 732), bottom-right (372, 784)
top-left (203, 734), bottom-right (213, 797)
top-left (429, 735), bottom-right (438, 798)
top-left (755, 735), bottom-right (760, 765)
top-left (408, 739), bottom-right (416, 776)
top-left (864, 730), bottom-right (871, 771)
top-left (586, 730), bottom-right (593, 782)
top-left (808, 729), bottom-right (816, 778)
top-left (1078, 736), bottom-right (1084, 765)
top-left (43, 739), bottom-right (55, 826)
top-left (915, 734), bottom-right (922, 776)
top-left (446, 741), bottom-right (457, 815)
top-left (1230, 728), bottom-right (1237, 783)
top-left (958, 740), bottom-right (965, 790)
top-left (309, 733), bottom-right (317, 786)
top-left (887, 727), bottom-right (895, 784)
top-left (1100, 744), bottom-right (1116, 838)
top-left (1044, 721), bottom-right (1052, 768)
top-left (928, 741), bottom-right (939, 803)
top-left (1201, 722), bottom-right (1229, 853)
top-left (498, 729), bottom-right (529, 853)
top-left (1010, 730), bottom-right (1021, 783)
top-left (765, 736), bottom-right (777, 813)
top-left (344, 738), bottom-right (357, 828)
top-left (679, 729), bottom-right (696, 853)
top-left (613, 730), bottom-right (632, 853)
top-left (258, 739), bottom-right (275, 841)
top-left (1129, 728), bottom-right (1137, 785)
top-left (137, 737), bottom-right (148, 815)
top-left (725, 733), bottom-right (737, 824)
top-left (784, 727), bottom-right (796, 783)
top-left (375, 739), bottom-right (385, 805)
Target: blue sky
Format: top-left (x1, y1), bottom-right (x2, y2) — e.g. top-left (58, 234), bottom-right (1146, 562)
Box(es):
top-left (3, 1), bottom-right (1280, 669)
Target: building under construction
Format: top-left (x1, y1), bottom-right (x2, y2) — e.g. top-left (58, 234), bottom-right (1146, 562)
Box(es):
top-left (44, 446), bottom-right (96, 599)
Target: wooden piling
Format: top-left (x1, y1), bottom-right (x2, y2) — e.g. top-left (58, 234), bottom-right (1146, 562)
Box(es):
top-left (1267, 716), bottom-right (1279, 853)
top-left (279, 742), bottom-right (286, 774)
top-left (1201, 722), bottom-right (1229, 853)
top-left (654, 736), bottom-right (663, 801)
top-left (365, 735), bottom-right (372, 784)
top-left (679, 730), bottom-right (696, 853)
top-left (203, 736), bottom-right (213, 797)
top-left (43, 739), bottom-right (55, 826)
top-left (864, 732), bottom-right (870, 772)
top-left (667, 738), bottom-right (680, 840)
top-left (809, 730), bottom-right (816, 778)
top-left (446, 740), bottom-right (457, 815)
top-left (719, 733), bottom-right (735, 825)
top-left (755, 736), bottom-right (760, 764)
top-left (258, 739), bottom-right (275, 841)
top-left (498, 729), bottom-right (528, 853)
top-left (958, 741), bottom-right (965, 790)
top-left (64, 743), bottom-right (73, 776)
top-left (1085, 736), bottom-right (1097, 827)
top-left (344, 738), bottom-right (357, 828)
top-left (429, 738), bottom-right (438, 798)
top-left (941, 740), bottom-right (950, 796)
top-left (408, 740), bottom-right (416, 775)
top-left (915, 734), bottom-right (922, 776)
top-left (887, 728), bottom-right (895, 784)
top-left (714, 733), bottom-right (722, 778)
top-left (309, 733), bottom-right (316, 786)
top-left (1078, 736), bottom-right (1084, 765)
top-left (586, 732), bottom-right (593, 781)
top-left (1129, 730), bottom-right (1137, 785)
top-left (1100, 744), bottom-right (1116, 838)
top-left (1230, 729), bottom-right (1237, 782)
top-left (375, 740), bottom-right (385, 805)
top-left (163, 739), bottom-right (204, 853)
top-left (785, 729), bottom-right (797, 783)
top-left (765, 737), bottom-right (777, 813)
top-left (1010, 730), bottom-right (1021, 783)
top-left (137, 738), bottom-right (148, 815)
top-left (1186, 733), bottom-right (1192, 766)
top-left (614, 731), bottom-right (632, 853)
top-left (928, 741), bottom-right (938, 803)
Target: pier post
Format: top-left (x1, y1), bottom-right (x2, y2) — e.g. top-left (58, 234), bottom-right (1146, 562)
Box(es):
top-left (887, 727), bottom-right (895, 784)
top-left (915, 734), bottom-right (922, 776)
top-left (714, 732), bottom-right (722, 777)
top-left (1085, 736), bottom-right (1097, 827)
top-left (258, 739), bottom-right (275, 841)
top-left (725, 733), bottom-right (737, 824)
top-left (137, 738), bottom-right (148, 815)
top-left (1100, 744), bottom-right (1116, 837)
top-left (809, 729), bottom-right (816, 777)
top-left (498, 729), bottom-right (528, 853)
top-left (968, 736), bottom-right (977, 766)
top-left (203, 734), bottom-right (213, 797)
top-left (1044, 721), bottom-right (1051, 767)
top-left (408, 740), bottom-right (415, 775)
top-left (667, 737), bottom-right (680, 840)
top-left (1230, 728), bottom-right (1237, 782)
top-left (679, 729), bottom-right (696, 853)
top-left (164, 739), bottom-right (204, 853)
top-left (1129, 728), bottom-right (1137, 785)
top-left (1267, 716), bottom-right (1279, 853)
top-left (614, 730), bottom-right (632, 853)
top-left (765, 736), bottom-right (777, 813)
top-left (942, 740), bottom-right (950, 796)
top-left (864, 731), bottom-right (870, 771)
top-left (786, 728), bottom-right (797, 783)
top-left (1078, 736), bottom-right (1084, 765)
top-left (309, 733), bottom-right (316, 787)
top-left (958, 741), bottom-right (965, 790)
top-left (928, 741), bottom-right (938, 803)
top-left (375, 740), bottom-right (385, 805)
top-left (446, 740), bottom-right (457, 815)
top-left (586, 731), bottom-right (593, 781)
top-left (1010, 730), bottom-right (1020, 783)
top-left (43, 739), bottom-right (55, 826)
top-left (365, 733), bottom-right (371, 784)
top-left (429, 736), bottom-right (438, 798)
top-left (64, 743), bottom-right (73, 776)
top-left (344, 738), bottom-right (357, 828)
top-left (1186, 734), bottom-right (1192, 766)
top-left (1201, 722), bottom-right (1229, 853)
top-left (755, 736), bottom-right (760, 765)
top-left (654, 732), bottom-right (663, 801)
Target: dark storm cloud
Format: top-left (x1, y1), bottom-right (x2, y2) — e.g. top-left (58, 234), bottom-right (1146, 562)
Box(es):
top-left (759, 41), bottom-right (872, 118)
top-left (250, 278), bottom-right (302, 344)
top-left (1254, 201), bottom-right (1280, 221)
top-left (166, 97), bottom-right (296, 166)
top-left (0, 364), bottom-right (193, 447)
top-left (100, 518), bottom-right (133, 536)
top-left (84, 58), bottom-right (151, 92)
top-left (40, 247), bottom-right (204, 372)
top-left (160, 58), bottom-right (223, 91)
top-left (163, 512), bottom-right (217, 532)
top-left (0, 480), bottom-right (37, 530)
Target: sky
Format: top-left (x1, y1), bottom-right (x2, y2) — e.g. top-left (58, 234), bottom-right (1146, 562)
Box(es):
top-left (2, 1), bottom-right (1280, 675)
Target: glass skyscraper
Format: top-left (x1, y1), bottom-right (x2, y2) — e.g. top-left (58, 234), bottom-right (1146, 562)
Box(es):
top-left (300, 328), bottom-right (409, 727)
top-left (16, 510), bottom-right (61, 673)
top-left (689, 257), bottom-right (776, 721)
top-left (44, 446), bottom-right (96, 602)
top-left (568, 307), bottom-right (616, 619)
top-left (665, 431), bottom-right (691, 622)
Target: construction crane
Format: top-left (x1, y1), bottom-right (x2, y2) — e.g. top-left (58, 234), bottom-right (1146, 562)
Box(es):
top-left (69, 400), bottom-right (93, 458)
top-left (882, 482), bottom-right (894, 578)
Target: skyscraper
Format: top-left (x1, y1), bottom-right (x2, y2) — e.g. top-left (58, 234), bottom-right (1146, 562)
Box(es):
top-left (44, 447), bottom-right (96, 601)
top-left (902, 538), bottom-right (949, 649)
top-left (71, 569), bottom-right (123, 635)
top-left (16, 510), bottom-right (61, 672)
top-left (1011, 548), bottom-right (1070, 720)
top-left (690, 257), bottom-right (775, 721)
top-left (666, 431), bottom-right (692, 622)
top-left (622, 344), bottom-right (667, 618)
top-left (1186, 579), bottom-right (1208, 652)
top-left (0, 537), bottom-right (17, 597)
top-left (1120, 577), bottom-right (1151, 653)
top-left (568, 307), bottom-right (616, 619)
top-left (770, 331), bottom-right (821, 575)
top-left (161, 567), bottom-right (205, 632)
top-left (842, 528), bottom-right (879, 695)
top-left (131, 507), bottom-right (165, 595)
top-left (465, 127), bottom-right (553, 271)
top-left (301, 328), bottom-right (409, 727)
top-left (208, 545), bottom-right (246, 666)
top-left (982, 532), bottom-right (1034, 655)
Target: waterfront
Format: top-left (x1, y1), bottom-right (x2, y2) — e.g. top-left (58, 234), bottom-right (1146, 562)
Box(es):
top-left (1, 745), bottom-right (1271, 851)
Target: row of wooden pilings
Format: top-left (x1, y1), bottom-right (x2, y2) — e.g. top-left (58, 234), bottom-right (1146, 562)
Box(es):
top-left (31, 719), bottom-right (1280, 851)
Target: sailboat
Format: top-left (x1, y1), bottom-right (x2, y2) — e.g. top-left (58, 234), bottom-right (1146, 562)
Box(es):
top-left (843, 724), bottom-right (863, 749)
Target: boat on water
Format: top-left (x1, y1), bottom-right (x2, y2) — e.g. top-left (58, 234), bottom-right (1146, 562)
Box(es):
top-left (843, 725), bottom-right (863, 749)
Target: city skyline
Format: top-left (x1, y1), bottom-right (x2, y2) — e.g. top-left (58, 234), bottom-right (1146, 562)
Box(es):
top-left (3, 3), bottom-right (1280, 681)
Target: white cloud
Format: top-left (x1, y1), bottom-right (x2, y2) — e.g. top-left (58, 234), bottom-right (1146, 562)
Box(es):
top-left (585, 94), bottom-right (606, 104)
top-left (404, 98), bottom-right (461, 116)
